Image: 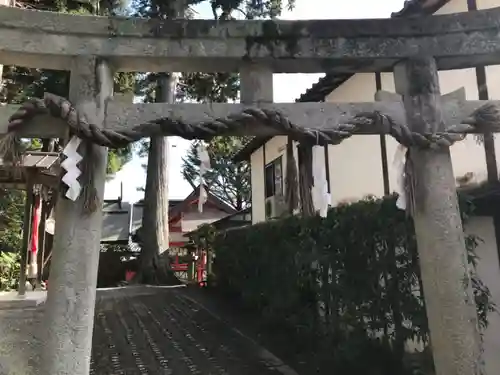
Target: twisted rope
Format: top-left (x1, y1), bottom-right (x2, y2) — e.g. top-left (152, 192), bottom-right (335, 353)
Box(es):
top-left (6, 93), bottom-right (356, 149)
top-left (346, 102), bottom-right (500, 149)
top-left (4, 93), bottom-right (500, 214)
top-left (7, 93), bottom-right (500, 152)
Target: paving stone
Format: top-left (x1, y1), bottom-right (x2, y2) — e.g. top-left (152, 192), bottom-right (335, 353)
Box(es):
top-left (0, 287), bottom-right (294, 374)
top-left (91, 287), bottom-right (289, 375)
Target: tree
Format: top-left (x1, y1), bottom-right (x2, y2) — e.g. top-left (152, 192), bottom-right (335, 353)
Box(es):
top-left (1, 0), bottom-right (134, 176)
top-left (182, 137), bottom-right (251, 210)
top-left (0, 189), bottom-right (24, 254)
top-left (176, 0), bottom-right (294, 211)
top-left (131, 0), bottom-right (294, 284)
top-left (0, 0), bottom-right (134, 288)
top-left (130, 0), bottom-right (188, 284)
top-left (134, 74), bottom-right (178, 285)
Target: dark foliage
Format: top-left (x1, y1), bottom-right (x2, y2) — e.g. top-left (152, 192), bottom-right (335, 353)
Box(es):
top-left (195, 195), bottom-right (495, 375)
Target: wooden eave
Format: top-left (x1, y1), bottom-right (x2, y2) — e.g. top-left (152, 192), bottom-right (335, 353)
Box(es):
top-left (0, 151), bottom-right (60, 189)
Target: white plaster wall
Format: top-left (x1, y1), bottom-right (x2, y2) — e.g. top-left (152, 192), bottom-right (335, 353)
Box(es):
top-left (169, 231), bottom-right (187, 244)
top-left (249, 0), bottom-right (500, 213)
top-left (477, 0), bottom-right (500, 9)
top-left (380, 68), bottom-right (490, 192)
top-left (181, 207), bottom-right (229, 232)
top-left (264, 135), bottom-right (287, 165)
top-left (324, 73), bottom-right (385, 205)
top-left (380, 0), bottom-right (500, 193)
top-left (436, 0), bottom-right (467, 13)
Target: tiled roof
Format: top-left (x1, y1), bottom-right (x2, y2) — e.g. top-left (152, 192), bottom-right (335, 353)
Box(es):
top-left (392, 0), bottom-right (451, 18)
top-left (233, 0), bottom-right (452, 162)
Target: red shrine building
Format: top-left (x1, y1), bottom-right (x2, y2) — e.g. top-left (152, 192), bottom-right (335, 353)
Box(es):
top-left (130, 185), bottom-right (236, 250)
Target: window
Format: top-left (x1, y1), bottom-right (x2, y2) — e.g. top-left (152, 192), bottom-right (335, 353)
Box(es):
top-left (264, 156), bottom-right (283, 198)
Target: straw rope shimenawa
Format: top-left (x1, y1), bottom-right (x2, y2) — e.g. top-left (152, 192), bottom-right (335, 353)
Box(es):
top-left (1, 92), bottom-right (500, 212)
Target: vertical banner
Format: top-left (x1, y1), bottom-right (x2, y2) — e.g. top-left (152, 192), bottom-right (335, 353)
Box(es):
top-left (28, 195), bottom-right (41, 279)
top-left (31, 196), bottom-right (41, 255)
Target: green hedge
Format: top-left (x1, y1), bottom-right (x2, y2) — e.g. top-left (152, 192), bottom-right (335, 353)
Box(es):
top-left (208, 195), bottom-right (494, 374)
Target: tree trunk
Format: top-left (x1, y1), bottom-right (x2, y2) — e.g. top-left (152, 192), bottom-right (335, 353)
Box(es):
top-left (135, 0), bottom-right (185, 285)
top-left (135, 74), bottom-right (179, 285)
top-left (235, 165), bottom-right (243, 211)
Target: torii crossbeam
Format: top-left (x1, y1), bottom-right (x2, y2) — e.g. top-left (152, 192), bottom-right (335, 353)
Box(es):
top-left (1, 4), bottom-right (499, 375)
top-left (1, 6), bottom-right (500, 72)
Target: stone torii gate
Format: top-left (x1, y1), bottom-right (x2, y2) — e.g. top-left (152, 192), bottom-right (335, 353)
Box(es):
top-left (2, 5), bottom-right (500, 375)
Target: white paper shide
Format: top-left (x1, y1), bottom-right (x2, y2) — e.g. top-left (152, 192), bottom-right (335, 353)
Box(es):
top-left (312, 145), bottom-right (331, 218)
top-left (61, 136), bottom-right (83, 201)
top-left (393, 144), bottom-right (407, 211)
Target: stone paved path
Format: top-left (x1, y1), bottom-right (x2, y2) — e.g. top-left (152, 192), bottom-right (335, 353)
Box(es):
top-left (90, 286), bottom-right (294, 375)
top-left (0, 286), bottom-right (297, 375)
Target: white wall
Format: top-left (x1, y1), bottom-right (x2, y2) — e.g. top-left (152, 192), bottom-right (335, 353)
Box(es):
top-left (438, 0), bottom-right (468, 12)
top-left (169, 231), bottom-right (187, 244)
top-left (379, 67), bottom-right (493, 192)
top-left (249, 1), bottom-right (500, 213)
top-left (249, 0), bottom-right (500, 214)
top-left (251, 135), bottom-right (296, 223)
top-left (477, 0), bottom-right (500, 9)
top-left (181, 206), bottom-right (229, 233)
top-left (324, 73), bottom-right (385, 204)
top-left (379, 0), bottom-right (500, 194)
top-left (246, 0), bottom-right (500, 372)
top-left (317, 0), bottom-right (500, 204)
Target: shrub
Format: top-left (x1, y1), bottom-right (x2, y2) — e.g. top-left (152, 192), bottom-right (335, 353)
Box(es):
top-left (204, 195), bottom-right (494, 374)
top-left (97, 244), bottom-right (137, 287)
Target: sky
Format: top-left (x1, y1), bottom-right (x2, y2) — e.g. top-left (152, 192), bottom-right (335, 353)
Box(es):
top-left (104, 0), bottom-right (406, 203)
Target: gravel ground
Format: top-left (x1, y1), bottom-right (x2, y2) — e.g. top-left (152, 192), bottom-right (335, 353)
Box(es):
top-left (0, 286), bottom-right (296, 375)
top-left (0, 307), bottom-right (43, 375)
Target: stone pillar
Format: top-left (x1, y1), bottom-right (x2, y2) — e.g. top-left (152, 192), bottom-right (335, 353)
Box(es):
top-left (40, 57), bottom-right (112, 375)
top-left (394, 57), bottom-right (483, 375)
top-left (240, 64), bottom-right (273, 105)
top-left (240, 64), bottom-right (273, 223)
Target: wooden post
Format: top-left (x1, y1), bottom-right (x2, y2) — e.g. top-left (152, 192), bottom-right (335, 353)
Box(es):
top-left (40, 57), bottom-right (112, 375)
top-left (188, 256), bottom-right (195, 282)
top-left (206, 249), bottom-right (213, 280)
top-left (36, 199), bottom-right (48, 287)
top-left (394, 57), bottom-right (483, 375)
top-left (36, 140), bottom-right (53, 287)
top-left (18, 173), bottom-right (34, 296)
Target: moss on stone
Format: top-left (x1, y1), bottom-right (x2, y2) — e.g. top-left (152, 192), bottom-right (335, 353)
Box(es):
top-left (245, 20), bottom-right (301, 60)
